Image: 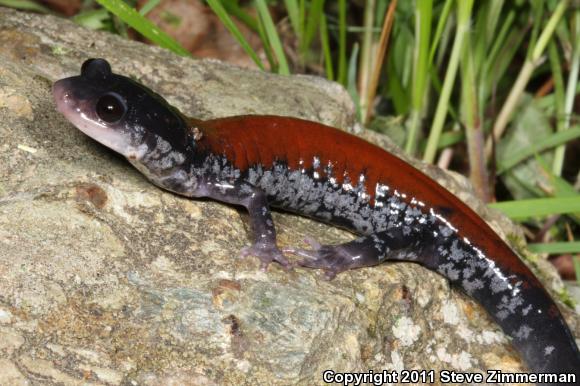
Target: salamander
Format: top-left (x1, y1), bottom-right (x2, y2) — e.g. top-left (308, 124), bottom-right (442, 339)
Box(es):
top-left (52, 58), bottom-right (580, 378)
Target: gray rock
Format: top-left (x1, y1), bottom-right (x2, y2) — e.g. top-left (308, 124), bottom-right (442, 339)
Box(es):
top-left (0, 7), bottom-right (577, 386)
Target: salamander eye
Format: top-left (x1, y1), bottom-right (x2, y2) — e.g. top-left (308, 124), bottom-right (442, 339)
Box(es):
top-left (96, 93), bottom-right (126, 123)
top-left (81, 58), bottom-right (112, 79)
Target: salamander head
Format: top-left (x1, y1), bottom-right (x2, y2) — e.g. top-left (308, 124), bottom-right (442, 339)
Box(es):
top-left (52, 58), bottom-right (191, 168)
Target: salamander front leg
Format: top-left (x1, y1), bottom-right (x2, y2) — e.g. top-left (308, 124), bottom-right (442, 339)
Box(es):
top-left (285, 229), bottom-right (426, 279)
top-left (205, 182), bottom-right (291, 271)
top-left (238, 188), bottom-right (292, 271)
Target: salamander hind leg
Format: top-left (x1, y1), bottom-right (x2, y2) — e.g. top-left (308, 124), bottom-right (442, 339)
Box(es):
top-left (284, 237), bottom-right (380, 279)
top-left (285, 229), bottom-right (426, 279)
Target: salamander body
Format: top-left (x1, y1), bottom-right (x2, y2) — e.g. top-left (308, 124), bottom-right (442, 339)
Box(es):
top-left (53, 59), bottom-right (580, 378)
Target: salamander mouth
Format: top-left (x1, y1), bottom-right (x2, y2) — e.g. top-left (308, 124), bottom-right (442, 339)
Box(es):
top-left (52, 80), bottom-right (77, 115)
top-left (52, 79), bottom-right (98, 132)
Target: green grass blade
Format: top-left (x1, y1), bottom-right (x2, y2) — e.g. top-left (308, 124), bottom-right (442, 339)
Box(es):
top-left (222, 0), bottom-right (259, 32)
top-left (386, 57), bottom-right (409, 115)
top-left (489, 196), bottom-right (580, 220)
top-left (358, 0), bottom-right (376, 122)
top-left (206, 0), bottom-right (265, 70)
top-left (284, 0), bottom-right (300, 37)
top-left (255, 0), bottom-right (290, 75)
top-left (554, 9), bottom-right (580, 175)
top-left (423, 0), bottom-right (473, 163)
top-left (436, 130), bottom-right (464, 149)
top-left (337, 0), bottom-right (347, 85)
top-left (299, 0), bottom-right (306, 43)
top-left (526, 0), bottom-right (546, 59)
top-left (540, 161), bottom-right (580, 223)
top-left (417, 130), bottom-right (464, 152)
top-left (256, 10), bottom-right (277, 71)
top-left (497, 126), bottom-right (580, 174)
top-left (320, 13), bottom-right (333, 80)
top-left (532, 0), bottom-right (569, 61)
top-left (472, 1), bottom-right (499, 75)
top-left (548, 40), bottom-right (567, 175)
top-left (73, 8), bottom-right (111, 30)
top-left (479, 9), bottom-right (515, 109)
top-left (139, 0), bottom-right (161, 16)
top-left (301, 0), bottom-right (325, 53)
top-left (0, 0), bottom-right (52, 13)
top-left (405, 0), bottom-right (433, 154)
top-left (551, 174), bottom-right (579, 198)
top-left (347, 42), bottom-right (362, 121)
top-left (96, 0), bottom-right (190, 56)
top-left (485, 10), bottom-right (515, 72)
top-left (491, 26), bottom-right (524, 78)
top-left (428, 67), bottom-right (459, 123)
top-left (483, 0), bottom-right (505, 44)
top-left (375, 0), bottom-right (388, 26)
top-left (428, 0), bottom-right (453, 64)
top-left (527, 242), bottom-right (580, 254)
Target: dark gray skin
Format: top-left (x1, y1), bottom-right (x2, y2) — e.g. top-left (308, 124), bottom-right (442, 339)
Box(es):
top-left (53, 59), bottom-right (580, 381)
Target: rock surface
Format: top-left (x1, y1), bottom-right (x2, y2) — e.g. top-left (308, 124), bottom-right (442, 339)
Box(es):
top-left (0, 7), bottom-right (578, 386)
